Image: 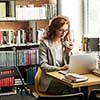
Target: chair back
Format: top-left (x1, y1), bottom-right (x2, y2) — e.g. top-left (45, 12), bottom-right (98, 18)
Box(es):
top-left (34, 67), bottom-right (53, 97)
top-left (35, 67), bottom-right (42, 93)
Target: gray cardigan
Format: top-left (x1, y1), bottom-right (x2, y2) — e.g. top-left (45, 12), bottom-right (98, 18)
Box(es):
top-left (39, 39), bottom-right (69, 92)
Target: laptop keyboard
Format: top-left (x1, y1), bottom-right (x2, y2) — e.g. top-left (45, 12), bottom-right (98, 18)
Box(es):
top-left (92, 69), bottom-right (100, 77)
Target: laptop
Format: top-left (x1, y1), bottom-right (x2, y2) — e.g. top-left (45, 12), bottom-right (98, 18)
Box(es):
top-left (69, 52), bottom-right (98, 74)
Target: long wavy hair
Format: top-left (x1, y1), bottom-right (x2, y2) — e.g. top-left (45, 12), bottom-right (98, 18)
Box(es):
top-left (44, 15), bottom-right (71, 41)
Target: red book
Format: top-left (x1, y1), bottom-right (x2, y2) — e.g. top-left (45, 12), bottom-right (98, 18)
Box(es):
top-left (34, 49), bottom-right (37, 64)
top-left (1, 71), bottom-right (3, 87)
top-left (0, 79), bottom-right (1, 87)
top-left (28, 50), bottom-right (31, 64)
top-left (26, 50), bottom-right (30, 64)
top-left (9, 70), bottom-right (14, 86)
top-left (1, 70), bottom-right (9, 87)
top-left (9, 76), bottom-right (14, 86)
top-left (0, 31), bottom-right (3, 44)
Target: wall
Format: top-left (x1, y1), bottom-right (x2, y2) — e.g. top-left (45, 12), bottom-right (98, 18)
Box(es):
top-left (0, 22), bottom-right (29, 30)
top-left (57, 0), bottom-right (83, 52)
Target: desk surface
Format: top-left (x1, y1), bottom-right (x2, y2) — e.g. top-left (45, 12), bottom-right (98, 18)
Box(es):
top-left (47, 71), bottom-right (100, 88)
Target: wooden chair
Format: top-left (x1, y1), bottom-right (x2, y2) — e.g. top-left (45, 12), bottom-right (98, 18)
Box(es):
top-left (33, 67), bottom-right (85, 100)
top-left (34, 67), bottom-right (51, 97)
top-left (88, 89), bottom-right (100, 100)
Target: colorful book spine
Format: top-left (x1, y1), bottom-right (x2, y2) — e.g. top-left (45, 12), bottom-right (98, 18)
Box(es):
top-left (23, 50), bottom-right (26, 65)
top-left (0, 70), bottom-right (15, 87)
top-left (34, 49), bottom-right (37, 64)
top-left (32, 49), bottom-right (34, 64)
top-left (36, 49), bottom-right (39, 64)
top-left (0, 31), bottom-right (3, 44)
top-left (26, 50), bottom-right (30, 65)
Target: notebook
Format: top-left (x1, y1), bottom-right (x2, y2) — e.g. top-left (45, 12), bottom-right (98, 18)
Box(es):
top-left (64, 73), bottom-right (88, 82)
top-left (69, 52), bottom-right (98, 74)
top-left (92, 68), bottom-right (100, 77)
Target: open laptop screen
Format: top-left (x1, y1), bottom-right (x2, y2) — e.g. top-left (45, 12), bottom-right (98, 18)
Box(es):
top-left (69, 53), bottom-right (98, 74)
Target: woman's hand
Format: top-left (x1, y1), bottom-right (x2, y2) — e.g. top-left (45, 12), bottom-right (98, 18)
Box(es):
top-left (58, 64), bottom-right (69, 71)
top-left (63, 40), bottom-right (73, 55)
top-left (65, 41), bottom-right (73, 50)
top-left (97, 59), bottom-right (100, 66)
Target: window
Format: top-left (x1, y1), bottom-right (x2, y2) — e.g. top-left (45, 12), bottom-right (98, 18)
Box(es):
top-left (57, 0), bottom-right (83, 52)
top-left (84, 0), bottom-right (100, 35)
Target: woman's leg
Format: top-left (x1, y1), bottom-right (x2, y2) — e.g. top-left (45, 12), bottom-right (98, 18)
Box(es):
top-left (80, 86), bottom-right (88, 100)
top-left (46, 79), bottom-right (79, 95)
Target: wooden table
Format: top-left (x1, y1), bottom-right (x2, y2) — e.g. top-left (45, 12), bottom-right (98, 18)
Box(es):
top-left (47, 71), bottom-right (100, 88)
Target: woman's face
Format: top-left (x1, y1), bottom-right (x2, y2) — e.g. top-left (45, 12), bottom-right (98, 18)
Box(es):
top-left (56, 24), bottom-right (69, 40)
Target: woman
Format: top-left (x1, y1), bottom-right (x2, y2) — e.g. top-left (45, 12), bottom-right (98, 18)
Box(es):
top-left (39, 15), bottom-right (78, 94)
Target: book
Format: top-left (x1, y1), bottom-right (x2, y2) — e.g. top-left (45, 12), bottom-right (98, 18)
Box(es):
top-left (92, 69), bottom-right (100, 77)
top-left (58, 70), bottom-right (69, 75)
top-left (0, 31), bottom-right (3, 44)
top-left (64, 73), bottom-right (88, 83)
top-left (23, 50), bottom-right (26, 65)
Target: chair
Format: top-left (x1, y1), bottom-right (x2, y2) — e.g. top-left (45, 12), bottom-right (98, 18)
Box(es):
top-left (37, 92), bottom-right (84, 100)
top-left (88, 89), bottom-right (100, 100)
top-left (34, 67), bottom-right (84, 100)
top-left (34, 67), bottom-right (52, 97)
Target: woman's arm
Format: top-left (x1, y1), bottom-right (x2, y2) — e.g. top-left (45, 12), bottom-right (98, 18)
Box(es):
top-left (39, 40), bottom-right (59, 72)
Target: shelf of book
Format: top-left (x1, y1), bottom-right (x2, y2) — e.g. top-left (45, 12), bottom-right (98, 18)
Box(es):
top-left (0, 0), bottom-right (57, 21)
top-left (0, 0), bottom-right (57, 95)
top-left (0, 44), bottom-right (39, 88)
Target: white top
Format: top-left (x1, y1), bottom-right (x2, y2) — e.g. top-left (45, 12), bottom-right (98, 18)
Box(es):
top-left (54, 44), bottom-right (63, 66)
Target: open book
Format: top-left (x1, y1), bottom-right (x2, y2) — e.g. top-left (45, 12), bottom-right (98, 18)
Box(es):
top-left (92, 69), bottom-right (100, 77)
top-left (64, 73), bottom-right (88, 83)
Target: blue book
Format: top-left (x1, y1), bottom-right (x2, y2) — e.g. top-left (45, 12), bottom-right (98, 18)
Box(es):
top-left (23, 51), bottom-right (26, 65)
top-left (36, 49), bottom-right (39, 64)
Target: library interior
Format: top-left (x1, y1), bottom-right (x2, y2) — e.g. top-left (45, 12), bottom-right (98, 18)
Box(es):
top-left (0, 0), bottom-right (100, 100)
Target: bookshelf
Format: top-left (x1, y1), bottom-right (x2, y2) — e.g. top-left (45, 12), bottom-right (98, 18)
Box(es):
top-left (0, 44), bottom-right (39, 93)
top-left (0, 0), bottom-right (57, 43)
top-left (0, 0), bottom-right (57, 95)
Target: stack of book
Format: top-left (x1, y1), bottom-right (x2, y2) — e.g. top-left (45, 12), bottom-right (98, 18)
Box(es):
top-left (92, 69), bottom-right (100, 77)
top-left (64, 73), bottom-right (88, 83)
